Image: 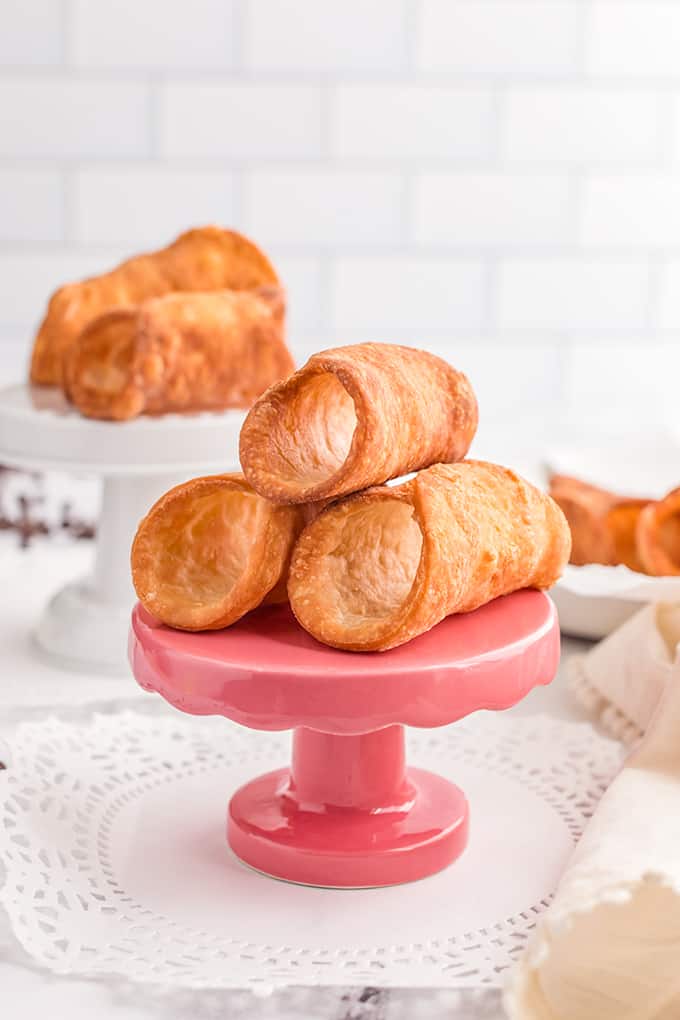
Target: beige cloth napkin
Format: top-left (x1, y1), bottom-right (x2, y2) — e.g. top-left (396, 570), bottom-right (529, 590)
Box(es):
top-left (569, 602), bottom-right (680, 743)
top-left (506, 648), bottom-right (680, 1019)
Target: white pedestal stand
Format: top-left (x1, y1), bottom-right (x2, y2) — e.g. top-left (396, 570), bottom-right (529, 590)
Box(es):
top-left (0, 384), bottom-right (244, 675)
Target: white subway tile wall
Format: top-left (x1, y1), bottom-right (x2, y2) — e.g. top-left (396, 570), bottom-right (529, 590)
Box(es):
top-left (242, 170), bottom-right (405, 247)
top-left (332, 86), bottom-right (496, 160)
top-left (502, 88), bottom-right (664, 164)
top-left (0, 78), bottom-right (152, 158)
top-left (0, 169), bottom-right (64, 242)
top-left (331, 257), bottom-right (487, 331)
top-left (245, 0), bottom-right (409, 72)
top-left (498, 259), bottom-right (650, 331)
top-left (414, 173), bottom-right (573, 246)
top-left (0, 0), bottom-right (678, 428)
top-left (419, 0), bottom-right (583, 75)
top-left (0, 0), bottom-right (62, 66)
top-left (73, 167), bottom-right (236, 245)
top-left (72, 0), bottom-right (235, 70)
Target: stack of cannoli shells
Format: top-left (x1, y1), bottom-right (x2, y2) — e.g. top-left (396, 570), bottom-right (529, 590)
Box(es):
top-left (550, 474), bottom-right (680, 576)
top-left (64, 287), bottom-right (293, 421)
top-left (132, 342), bottom-right (571, 650)
top-left (31, 227), bottom-right (280, 388)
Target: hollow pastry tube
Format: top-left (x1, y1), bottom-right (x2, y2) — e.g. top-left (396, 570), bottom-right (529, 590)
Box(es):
top-left (548, 474), bottom-right (651, 571)
top-left (64, 287), bottom-right (292, 421)
top-left (288, 460), bottom-right (571, 652)
top-left (548, 474), bottom-right (618, 567)
top-left (30, 226), bottom-right (279, 387)
top-left (239, 343), bottom-right (478, 504)
top-left (131, 473), bottom-right (306, 631)
top-left (637, 487), bottom-right (680, 576)
top-left (605, 499), bottom-right (650, 573)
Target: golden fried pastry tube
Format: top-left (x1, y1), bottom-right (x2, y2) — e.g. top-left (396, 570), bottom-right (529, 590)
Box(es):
top-left (31, 226), bottom-right (279, 386)
top-left (548, 474), bottom-right (617, 566)
top-left (64, 287), bottom-right (292, 421)
top-left (637, 488), bottom-right (680, 576)
top-left (62, 308), bottom-right (142, 419)
top-left (131, 474), bottom-right (306, 631)
top-left (605, 499), bottom-right (649, 573)
top-left (288, 460), bottom-right (571, 652)
top-left (239, 343), bottom-right (478, 504)
top-left (549, 474), bottom-right (652, 570)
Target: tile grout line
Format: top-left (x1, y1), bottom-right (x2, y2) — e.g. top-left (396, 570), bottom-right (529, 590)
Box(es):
top-left (60, 0), bottom-right (73, 65)
top-left (61, 165), bottom-right (75, 245)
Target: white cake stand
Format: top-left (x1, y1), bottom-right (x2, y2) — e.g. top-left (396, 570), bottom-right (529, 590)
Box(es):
top-left (0, 384), bottom-right (244, 675)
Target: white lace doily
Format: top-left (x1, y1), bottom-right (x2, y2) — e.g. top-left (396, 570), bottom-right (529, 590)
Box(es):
top-left (0, 711), bottom-right (622, 992)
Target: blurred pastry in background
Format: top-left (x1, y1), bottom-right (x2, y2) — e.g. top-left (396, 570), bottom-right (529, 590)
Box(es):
top-left (64, 287), bottom-right (292, 421)
top-left (606, 498), bottom-right (650, 573)
top-left (548, 472), bottom-right (680, 576)
top-left (548, 474), bottom-right (619, 567)
top-left (637, 488), bottom-right (680, 576)
top-left (30, 226), bottom-right (279, 387)
top-left (131, 473), bottom-right (306, 631)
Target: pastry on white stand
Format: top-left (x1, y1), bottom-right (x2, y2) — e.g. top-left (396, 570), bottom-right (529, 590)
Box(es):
top-left (0, 383), bottom-right (244, 675)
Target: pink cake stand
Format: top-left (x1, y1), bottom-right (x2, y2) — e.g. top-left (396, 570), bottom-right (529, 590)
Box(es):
top-left (129, 590), bottom-right (559, 888)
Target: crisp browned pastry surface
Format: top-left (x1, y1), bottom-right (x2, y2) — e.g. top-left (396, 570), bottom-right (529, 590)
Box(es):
top-left (288, 460), bottom-right (571, 652)
top-left (131, 473), bottom-right (305, 631)
top-left (549, 474), bottom-right (653, 571)
top-left (64, 287), bottom-right (293, 421)
top-left (605, 499), bottom-right (649, 573)
top-left (637, 488), bottom-right (680, 576)
top-left (62, 309), bottom-right (143, 420)
top-left (239, 343), bottom-right (478, 504)
top-left (31, 227), bottom-right (279, 387)
top-left (548, 474), bottom-right (619, 566)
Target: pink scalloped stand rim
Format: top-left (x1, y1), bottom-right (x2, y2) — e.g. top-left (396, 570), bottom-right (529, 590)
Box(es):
top-left (129, 590), bottom-right (559, 733)
top-left (129, 591), bottom-right (560, 888)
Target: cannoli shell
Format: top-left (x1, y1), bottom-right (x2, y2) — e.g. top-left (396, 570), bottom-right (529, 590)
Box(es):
top-left (605, 499), bottom-right (649, 573)
top-left (30, 226), bottom-right (279, 387)
top-left (239, 343), bottom-right (478, 504)
top-left (548, 474), bottom-right (618, 566)
top-left (64, 287), bottom-right (292, 421)
top-left (131, 473), bottom-right (305, 631)
top-left (288, 460), bottom-right (571, 651)
top-left (637, 487), bottom-right (680, 576)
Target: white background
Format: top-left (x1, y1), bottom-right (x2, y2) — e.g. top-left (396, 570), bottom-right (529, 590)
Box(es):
top-left (1, 0), bottom-right (679, 431)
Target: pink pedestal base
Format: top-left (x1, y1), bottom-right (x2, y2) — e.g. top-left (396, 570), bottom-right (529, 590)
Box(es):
top-left (130, 590), bottom-right (559, 888)
top-left (228, 726), bottom-right (469, 887)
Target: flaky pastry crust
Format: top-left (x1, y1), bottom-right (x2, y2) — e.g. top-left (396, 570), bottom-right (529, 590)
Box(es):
top-left (31, 226), bottom-right (279, 387)
top-left (637, 488), bottom-right (680, 576)
top-left (64, 287), bottom-right (292, 421)
top-left (605, 499), bottom-right (649, 573)
top-left (288, 460), bottom-right (571, 652)
top-left (239, 343), bottom-right (478, 504)
top-left (549, 474), bottom-right (652, 570)
top-left (131, 473), bottom-right (305, 631)
top-left (548, 474), bottom-right (617, 566)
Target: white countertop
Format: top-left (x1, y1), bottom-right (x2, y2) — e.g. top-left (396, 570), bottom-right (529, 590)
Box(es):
top-left (0, 535), bottom-right (591, 1020)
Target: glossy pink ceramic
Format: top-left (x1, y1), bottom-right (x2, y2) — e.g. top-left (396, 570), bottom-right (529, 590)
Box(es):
top-left (130, 590), bottom-right (559, 887)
